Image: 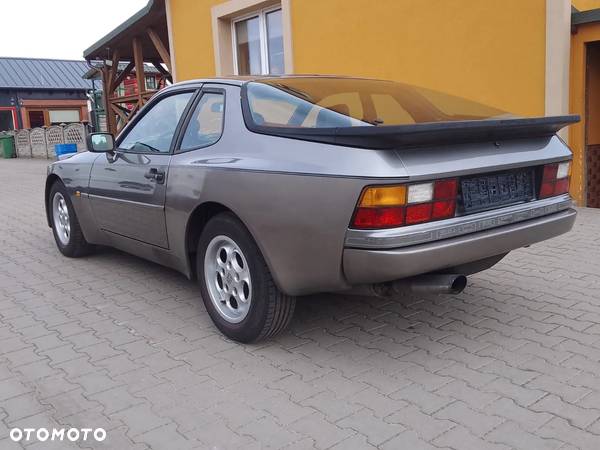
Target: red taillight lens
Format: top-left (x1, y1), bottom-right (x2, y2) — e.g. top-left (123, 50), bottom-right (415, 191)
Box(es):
top-left (432, 200), bottom-right (456, 220)
top-left (352, 178), bottom-right (457, 229)
top-left (434, 179), bottom-right (458, 200)
top-left (554, 177), bottom-right (569, 195)
top-left (540, 181), bottom-right (555, 198)
top-left (542, 164), bottom-right (558, 181)
top-left (353, 207), bottom-right (405, 229)
top-left (539, 161), bottom-right (571, 199)
top-left (406, 203), bottom-right (433, 225)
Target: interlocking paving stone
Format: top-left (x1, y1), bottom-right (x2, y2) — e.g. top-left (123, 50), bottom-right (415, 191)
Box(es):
top-left (1, 158), bottom-right (600, 449)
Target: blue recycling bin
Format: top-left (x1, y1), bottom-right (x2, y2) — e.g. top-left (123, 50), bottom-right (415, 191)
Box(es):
top-left (54, 143), bottom-right (77, 160)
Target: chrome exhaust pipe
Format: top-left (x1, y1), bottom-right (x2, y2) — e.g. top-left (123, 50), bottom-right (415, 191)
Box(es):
top-left (372, 274), bottom-right (467, 297)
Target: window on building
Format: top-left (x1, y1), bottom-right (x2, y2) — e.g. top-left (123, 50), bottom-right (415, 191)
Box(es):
top-left (146, 75), bottom-right (157, 90)
top-left (49, 109), bottom-right (80, 125)
top-left (0, 109), bottom-right (15, 131)
top-left (233, 7), bottom-right (284, 75)
top-left (28, 111), bottom-right (45, 128)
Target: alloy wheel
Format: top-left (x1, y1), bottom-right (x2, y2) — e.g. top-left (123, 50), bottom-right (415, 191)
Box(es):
top-left (52, 192), bottom-right (71, 245)
top-left (204, 235), bottom-right (252, 323)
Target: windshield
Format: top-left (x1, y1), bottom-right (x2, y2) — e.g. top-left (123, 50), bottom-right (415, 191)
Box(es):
top-left (244, 77), bottom-right (512, 128)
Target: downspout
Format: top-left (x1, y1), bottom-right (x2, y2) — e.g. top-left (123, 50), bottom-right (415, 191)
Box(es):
top-left (165, 0), bottom-right (177, 82)
top-left (14, 91), bottom-right (23, 129)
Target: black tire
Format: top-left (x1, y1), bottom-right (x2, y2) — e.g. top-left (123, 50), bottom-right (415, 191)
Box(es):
top-left (49, 182), bottom-right (93, 257)
top-left (197, 212), bottom-right (295, 343)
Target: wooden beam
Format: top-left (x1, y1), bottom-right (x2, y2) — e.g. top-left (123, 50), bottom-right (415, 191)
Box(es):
top-left (111, 61), bottom-right (135, 93)
top-left (129, 102), bottom-right (141, 117)
top-left (150, 60), bottom-right (172, 83)
top-left (110, 104), bottom-right (131, 132)
top-left (109, 91), bottom-right (154, 104)
top-left (132, 36), bottom-right (146, 104)
top-left (110, 103), bottom-right (128, 122)
top-left (110, 94), bottom-right (139, 104)
top-left (107, 49), bottom-right (121, 94)
top-left (146, 27), bottom-right (172, 73)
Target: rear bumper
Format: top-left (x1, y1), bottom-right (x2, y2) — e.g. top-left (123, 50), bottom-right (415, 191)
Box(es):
top-left (343, 207), bottom-right (576, 285)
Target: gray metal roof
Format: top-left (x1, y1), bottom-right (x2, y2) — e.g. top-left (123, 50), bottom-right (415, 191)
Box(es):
top-left (0, 57), bottom-right (94, 90)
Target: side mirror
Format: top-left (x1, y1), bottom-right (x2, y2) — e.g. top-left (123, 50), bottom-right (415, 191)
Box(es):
top-left (87, 133), bottom-right (115, 152)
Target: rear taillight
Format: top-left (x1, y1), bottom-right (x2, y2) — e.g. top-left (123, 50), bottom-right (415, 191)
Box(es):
top-left (352, 179), bottom-right (458, 229)
top-left (539, 161), bottom-right (571, 199)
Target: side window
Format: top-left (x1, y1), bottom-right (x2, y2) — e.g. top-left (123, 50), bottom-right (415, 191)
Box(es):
top-left (119, 92), bottom-right (193, 153)
top-left (245, 82), bottom-right (369, 128)
top-left (180, 92), bottom-right (225, 150)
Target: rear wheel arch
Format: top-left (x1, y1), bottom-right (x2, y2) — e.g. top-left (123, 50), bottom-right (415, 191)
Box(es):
top-left (184, 202), bottom-right (279, 289)
top-left (185, 202), bottom-right (240, 278)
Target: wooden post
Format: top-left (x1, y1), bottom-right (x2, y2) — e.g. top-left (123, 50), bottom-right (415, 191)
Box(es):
top-left (101, 66), bottom-right (117, 134)
top-left (107, 49), bottom-right (120, 95)
top-left (132, 37), bottom-right (146, 107)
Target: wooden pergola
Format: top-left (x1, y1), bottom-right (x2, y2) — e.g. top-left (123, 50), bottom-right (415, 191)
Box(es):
top-left (83, 0), bottom-right (172, 134)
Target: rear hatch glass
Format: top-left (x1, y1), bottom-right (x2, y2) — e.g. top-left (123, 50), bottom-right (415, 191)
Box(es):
top-left (244, 77), bottom-right (512, 129)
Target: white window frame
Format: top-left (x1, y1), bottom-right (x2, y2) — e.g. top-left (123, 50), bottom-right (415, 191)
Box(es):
top-left (145, 75), bottom-right (157, 90)
top-left (0, 107), bottom-right (17, 131)
top-left (231, 5), bottom-right (282, 75)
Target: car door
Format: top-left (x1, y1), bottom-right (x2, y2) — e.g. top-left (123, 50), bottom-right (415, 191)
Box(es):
top-left (88, 90), bottom-right (196, 248)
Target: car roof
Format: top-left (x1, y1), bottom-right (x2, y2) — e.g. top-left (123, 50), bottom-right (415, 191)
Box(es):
top-left (165, 74), bottom-right (381, 90)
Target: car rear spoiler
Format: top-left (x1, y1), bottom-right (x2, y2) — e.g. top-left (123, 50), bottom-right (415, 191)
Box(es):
top-left (248, 115), bottom-right (580, 149)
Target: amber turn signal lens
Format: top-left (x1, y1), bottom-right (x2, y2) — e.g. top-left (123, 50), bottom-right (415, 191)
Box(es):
top-left (358, 185), bottom-right (407, 207)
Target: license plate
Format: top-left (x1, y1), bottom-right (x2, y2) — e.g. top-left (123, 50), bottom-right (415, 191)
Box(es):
top-left (461, 168), bottom-right (535, 213)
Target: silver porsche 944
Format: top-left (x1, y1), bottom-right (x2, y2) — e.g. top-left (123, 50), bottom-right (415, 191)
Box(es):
top-left (45, 76), bottom-right (578, 342)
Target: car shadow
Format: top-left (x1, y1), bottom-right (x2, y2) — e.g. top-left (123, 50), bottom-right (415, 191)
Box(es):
top-left (87, 244), bottom-right (480, 348)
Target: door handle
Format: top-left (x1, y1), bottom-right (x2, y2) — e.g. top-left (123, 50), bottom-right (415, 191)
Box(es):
top-left (144, 168), bottom-right (165, 184)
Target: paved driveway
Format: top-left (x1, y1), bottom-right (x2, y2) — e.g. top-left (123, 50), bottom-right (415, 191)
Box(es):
top-left (1, 158), bottom-right (600, 449)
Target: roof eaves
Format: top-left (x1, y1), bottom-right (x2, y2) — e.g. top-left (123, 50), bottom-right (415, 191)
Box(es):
top-left (572, 7), bottom-right (600, 26)
top-left (83, 0), bottom-right (156, 60)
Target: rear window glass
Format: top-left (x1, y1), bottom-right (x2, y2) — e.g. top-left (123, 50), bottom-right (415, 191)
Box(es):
top-left (244, 77), bottom-right (511, 129)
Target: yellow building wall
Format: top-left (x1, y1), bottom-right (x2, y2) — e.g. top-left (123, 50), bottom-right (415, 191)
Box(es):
top-left (170, 0), bottom-right (547, 117)
top-left (290, 0), bottom-right (546, 116)
top-left (169, 0), bottom-right (224, 81)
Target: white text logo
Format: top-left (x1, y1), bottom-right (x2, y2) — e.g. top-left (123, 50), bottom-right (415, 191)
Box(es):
top-left (9, 428), bottom-right (107, 442)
